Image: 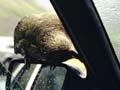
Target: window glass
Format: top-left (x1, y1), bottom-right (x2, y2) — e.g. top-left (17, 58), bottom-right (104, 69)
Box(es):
top-left (8, 63), bottom-right (67, 90)
top-left (11, 64), bottom-right (36, 89)
top-left (33, 66), bottom-right (67, 90)
top-left (94, 0), bottom-right (120, 62)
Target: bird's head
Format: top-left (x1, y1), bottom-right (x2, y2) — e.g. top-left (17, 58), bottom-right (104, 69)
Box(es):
top-left (14, 13), bottom-right (87, 78)
top-left (14, 13), bottom-right (73, 60)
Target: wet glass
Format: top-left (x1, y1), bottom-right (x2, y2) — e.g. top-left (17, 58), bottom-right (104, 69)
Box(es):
top-left (10, 64), bottom-right (36, 90)
top-left (33, 66), bottom-right (67, 90)
top-left (6, 62), bottom-right (67, 90)
top-left (0, 52), bottom-right (24, 90)
top-left (93, 0), bottom-right (120, 62)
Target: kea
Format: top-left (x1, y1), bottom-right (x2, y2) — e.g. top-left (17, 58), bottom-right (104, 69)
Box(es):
top-left (14, 13), bottom-right (87, 78)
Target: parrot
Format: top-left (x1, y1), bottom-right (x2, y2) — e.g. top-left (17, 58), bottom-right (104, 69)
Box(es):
top-left (14, 13), bottom-right (87, 78)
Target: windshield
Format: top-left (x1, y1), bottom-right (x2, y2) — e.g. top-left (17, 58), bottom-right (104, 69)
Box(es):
top-left (93, 0), bottom-right (120, 62)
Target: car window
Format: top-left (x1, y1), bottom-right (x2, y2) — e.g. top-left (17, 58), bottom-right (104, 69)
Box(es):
top-left (0, 52), bottom-right (25, 90)
top-left (11, 64), bottom-right (36, 89)
top-left (9, 62), bottom-right (67, 90)
top-left (93, 0), bottom-right (120, 62)
top-left (33, 66), bottom-right (67, 90)
top-left (10, 63), bottom-right (37, 90)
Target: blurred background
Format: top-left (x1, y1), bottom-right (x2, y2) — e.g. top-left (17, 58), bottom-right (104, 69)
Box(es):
top-left (0, 0), bottom-right (55, 36)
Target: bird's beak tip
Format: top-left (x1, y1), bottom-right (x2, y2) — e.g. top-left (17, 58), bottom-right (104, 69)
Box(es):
top-left (62, 58), bottom-right (87, 79)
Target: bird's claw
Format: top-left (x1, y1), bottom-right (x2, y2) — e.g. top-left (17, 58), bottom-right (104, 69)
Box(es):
top-left (50, 65), bottom-right (56, 70)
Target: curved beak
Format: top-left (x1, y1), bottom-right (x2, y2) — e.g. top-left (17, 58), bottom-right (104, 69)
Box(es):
top-left (62, 58), bottom-right (87, 79)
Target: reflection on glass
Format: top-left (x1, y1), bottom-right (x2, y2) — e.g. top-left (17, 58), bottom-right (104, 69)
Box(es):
top-left (94, 0), bottom-right (120, 62)
top-left (33, 66), bottom-right (67, 90)
top-left (8, 63), bottom-right (67, 90)
top-left (11, 64), bottom-right (36, 90)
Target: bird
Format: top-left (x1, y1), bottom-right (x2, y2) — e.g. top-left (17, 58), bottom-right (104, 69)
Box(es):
top-left (14, 13), bottom-right (87, 78)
